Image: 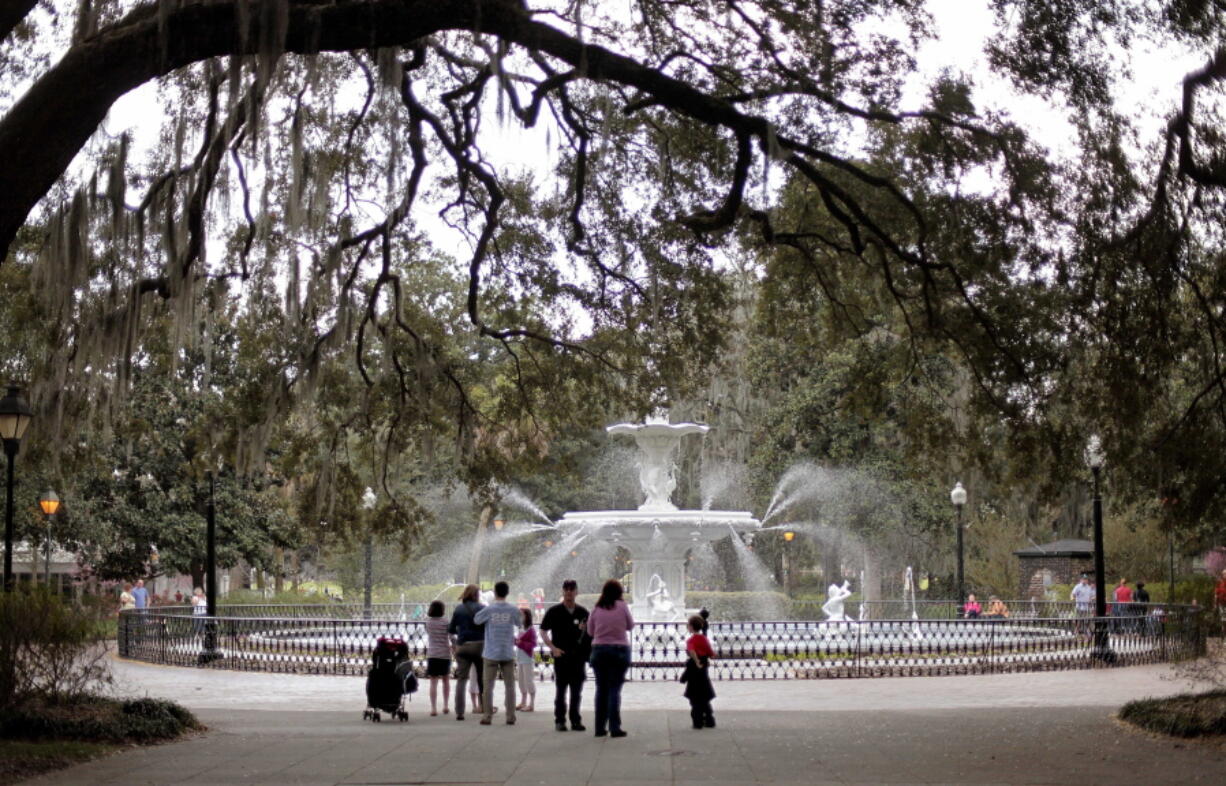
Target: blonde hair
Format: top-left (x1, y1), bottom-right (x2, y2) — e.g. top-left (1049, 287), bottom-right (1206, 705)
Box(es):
top-left (459, 583), bottom-right (480, 603)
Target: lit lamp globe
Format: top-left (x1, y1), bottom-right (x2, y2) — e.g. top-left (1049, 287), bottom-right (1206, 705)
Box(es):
top-left (783, 530), bottom-right (795, 542)
top-left (493, 517), bottom-right (505, 531)
top-left (38, 490), bottom-right (60, 517)
top-left (950, 482), bottom-right (967, 507)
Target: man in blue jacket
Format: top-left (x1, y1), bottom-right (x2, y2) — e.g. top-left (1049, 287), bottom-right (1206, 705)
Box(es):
top-left (475, 581), bottom-right (520, 726)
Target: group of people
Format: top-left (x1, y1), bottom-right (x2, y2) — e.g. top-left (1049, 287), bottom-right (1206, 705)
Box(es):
top-left (961, 593), bottom-right (1010, 619)
top-left (418, 577), bottom-right (716, 737)
top-left (1070, 575), bottom-right (1153, 614)
top-left (118, 580), bottom-right (207, 616)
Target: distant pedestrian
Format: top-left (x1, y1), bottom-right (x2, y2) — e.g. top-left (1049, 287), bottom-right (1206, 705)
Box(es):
top-left (1071, 575), bottom-right (1094, 614)
top-left (448, 584), bottom-right (487, 720)
top-left (131, 579), bottom-right (148, 610)
top-left (425, 600), bottom-right (452, 716)
top-left (515, 608), bottom-right (537, 712)
top-left (191, 587), bottom-right (207, 633)
top-left (119, 582), bottom-right (136, 612)
top-left (475, 581), bottom-right (519, 726)
top-left (174, 590), bottom-right (184, 604)
top-left (587, 578), bottom-right (633, 738)
top-left (1214, 570), bottom-right (1226, 636)
top-left (681, 614), bottom-right (716, 729)
top-left (540, 578), bottom-right (590, 732)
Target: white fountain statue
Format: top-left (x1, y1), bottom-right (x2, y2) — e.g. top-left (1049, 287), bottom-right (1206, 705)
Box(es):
top-left (645, 574), bottom-right (681, 621)
top-left (558, 414), bottom-right (760, 619)
top-left (822, 580), bottom-right (853, 622)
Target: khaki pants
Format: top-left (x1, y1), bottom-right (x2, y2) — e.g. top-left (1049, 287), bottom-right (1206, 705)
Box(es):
top-left (482, 659), bottom-right (516, 723)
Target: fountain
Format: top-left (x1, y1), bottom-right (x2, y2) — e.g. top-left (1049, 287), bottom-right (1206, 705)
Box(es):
top-left (557, 415), bottom-right (760, 619)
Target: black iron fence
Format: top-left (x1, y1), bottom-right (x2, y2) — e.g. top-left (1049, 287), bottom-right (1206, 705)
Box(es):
top-left (139, 598), bottom-right (1124, 623)
top-left (118, 602), bottom-right (1205, 680)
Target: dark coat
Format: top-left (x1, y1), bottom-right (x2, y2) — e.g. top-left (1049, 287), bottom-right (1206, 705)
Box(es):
top-left (680, 657), bottom-right (715, 702)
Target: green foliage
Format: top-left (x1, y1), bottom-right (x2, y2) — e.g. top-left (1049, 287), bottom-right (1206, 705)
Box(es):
top-left (0, 589), bottom-right (110, 710)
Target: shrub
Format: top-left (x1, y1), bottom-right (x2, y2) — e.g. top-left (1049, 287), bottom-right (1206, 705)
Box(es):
top-left (0, 695), bottom-right (201, 743)
top-left (0, 589), bottom-right (110, 710)
top-left (1119, 691), bottom-right (1226, 737)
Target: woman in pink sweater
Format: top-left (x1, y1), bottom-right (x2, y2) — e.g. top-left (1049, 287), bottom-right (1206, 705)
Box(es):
top-left (586, 579), bottom-right (634, 738)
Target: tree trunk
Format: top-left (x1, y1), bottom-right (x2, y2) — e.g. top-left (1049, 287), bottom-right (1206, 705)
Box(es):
top-left (862, 552), bottom-right (882, 620)
top-left (822, 539), bottom-right (842, 589)
top-left (465, 504), bottom-right (493, 586)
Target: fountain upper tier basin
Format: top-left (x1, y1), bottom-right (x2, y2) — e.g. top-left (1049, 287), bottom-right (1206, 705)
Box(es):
top-left (558, 510), bottom-right (759, 546)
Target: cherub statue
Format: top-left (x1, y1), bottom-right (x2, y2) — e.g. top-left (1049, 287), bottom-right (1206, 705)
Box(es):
top-left (822, 580), bottom-right (853, 622)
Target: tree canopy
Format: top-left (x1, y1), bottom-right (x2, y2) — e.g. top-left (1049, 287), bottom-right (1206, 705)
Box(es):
top-left (2, 1), bottom-right (1226, 557)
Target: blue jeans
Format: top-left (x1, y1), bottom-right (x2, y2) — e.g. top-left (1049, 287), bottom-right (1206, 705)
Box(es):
top-left (590, 644), bottom-right (630, 734)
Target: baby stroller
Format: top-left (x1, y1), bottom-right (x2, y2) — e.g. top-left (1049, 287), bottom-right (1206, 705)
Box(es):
top-left (363, 636), bottom-right (418, 722)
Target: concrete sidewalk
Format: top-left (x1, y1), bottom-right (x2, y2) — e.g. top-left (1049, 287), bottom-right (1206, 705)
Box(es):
top-left (22, 705), bottom-right (1226, 785)
top-left (17, 657), bottom-right (1226, 785)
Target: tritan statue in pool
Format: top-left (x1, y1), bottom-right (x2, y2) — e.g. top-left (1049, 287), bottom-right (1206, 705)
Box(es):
top-left (823, 580), bottom-right (853, 622)
top-left (645, 574), bottom-right (680, 621)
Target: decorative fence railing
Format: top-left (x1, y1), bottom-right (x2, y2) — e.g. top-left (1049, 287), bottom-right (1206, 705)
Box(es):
top-left (139, 598), bottom-right (1116, 623)
top-left (118, 603), bottom-right (1205, 680)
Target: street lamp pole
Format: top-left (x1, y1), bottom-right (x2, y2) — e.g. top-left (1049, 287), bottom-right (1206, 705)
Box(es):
top-left (950, 482), bottom-right (967, 608)
top-left (0, 386), bottom-right (33, 593)
top-left (1085, 435), bottom-right (1112, 660)
top-left (38, 490), bottom-right (60, 587)
top-left (206, 470), bottom-right (216, 617)
top-left (362, 488), bottom-right (376, 619)
top-left (783, 530), bottom-right (795, 597)
top-left (197, 469), bottom-right (222, 664)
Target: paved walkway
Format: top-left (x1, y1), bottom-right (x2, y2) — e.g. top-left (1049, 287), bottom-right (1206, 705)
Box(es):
top-left (20, 656), bottom-right (1226, 785)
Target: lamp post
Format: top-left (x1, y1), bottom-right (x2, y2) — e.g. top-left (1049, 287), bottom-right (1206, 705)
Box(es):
top-left (38, 490), bottom-right (59, 587)
top-left (198, 468), bottom-right (221, 663)
top-left (149, 544), bottom-right (159, 601)
top-left (950, 481), bottom-right (967, 607)
top-left (783, 530), bottom-right (795, 596)
top-left (362, 487), bottom-right (376, 619)
top-left (1084, 435), bottom-right (1112, 660)
top-left (1168, 530), bottom-right (1176, 604)
top-left (1, 386), bottom-right (33, 592)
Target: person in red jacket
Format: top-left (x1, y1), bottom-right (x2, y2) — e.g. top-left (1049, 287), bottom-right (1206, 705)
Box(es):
top-left (682, 614), bottom-right (716, 730)
top-left (1214, 569), bottom-right (1226, 635)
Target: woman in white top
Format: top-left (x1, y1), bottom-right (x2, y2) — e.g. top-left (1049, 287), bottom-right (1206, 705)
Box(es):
top-left (191, 587), bottom-right (207, 634)
top-left (119, 582), bottom-right (136, 612)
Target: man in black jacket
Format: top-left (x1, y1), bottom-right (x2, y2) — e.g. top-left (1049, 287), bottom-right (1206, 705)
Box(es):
top-left (540, 579), bottom-right (590, 732)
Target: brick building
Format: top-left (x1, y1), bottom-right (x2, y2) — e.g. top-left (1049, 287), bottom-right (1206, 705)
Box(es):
top-left (1014, 538), bottom-right (1094, 600)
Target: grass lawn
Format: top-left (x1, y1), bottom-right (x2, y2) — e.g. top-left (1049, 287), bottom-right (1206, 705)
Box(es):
top-left (0, 739), bottom-right (121, 782)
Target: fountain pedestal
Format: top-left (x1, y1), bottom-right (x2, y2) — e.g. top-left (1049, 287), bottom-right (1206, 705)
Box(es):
top-left (558, 417), bottom-right (759, 620)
